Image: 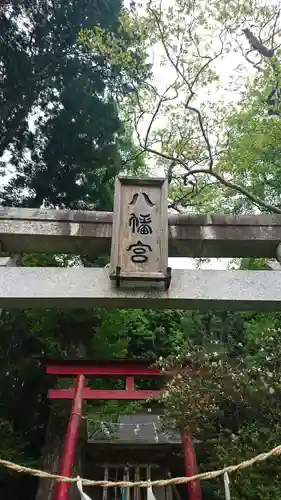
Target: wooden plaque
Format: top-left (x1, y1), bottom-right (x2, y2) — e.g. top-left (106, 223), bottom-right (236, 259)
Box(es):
top-left (110, 176), bottom-right (169, 287)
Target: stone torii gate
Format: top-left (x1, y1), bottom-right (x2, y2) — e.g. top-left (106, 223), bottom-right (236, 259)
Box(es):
top-left (0, 175), bottom-right (281, 310)
top-left (1, 175), bottom-right (281, 500)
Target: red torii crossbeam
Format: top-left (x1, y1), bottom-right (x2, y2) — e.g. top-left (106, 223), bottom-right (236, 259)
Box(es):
top-left (44, 359), bottom-right (202, 500)
top-left (47, 360), bottom-right (160, 401)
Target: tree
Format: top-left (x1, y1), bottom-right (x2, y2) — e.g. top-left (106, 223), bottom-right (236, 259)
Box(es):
top-left (88, 0), bottom-right (281, 213)
top-left (155, 309), bottom-right (281, 500)
top-left (0, 0), bottom-right (148, 209)
top-left (210, 67), bottom-right (281, 214)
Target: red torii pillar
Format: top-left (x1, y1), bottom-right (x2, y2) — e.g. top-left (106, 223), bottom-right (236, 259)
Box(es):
top-left (44, 358), bottom-right (202, 500)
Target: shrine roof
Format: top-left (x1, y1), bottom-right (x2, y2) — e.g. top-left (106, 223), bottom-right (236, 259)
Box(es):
top-left (87, 413), bottom-right (181, 445)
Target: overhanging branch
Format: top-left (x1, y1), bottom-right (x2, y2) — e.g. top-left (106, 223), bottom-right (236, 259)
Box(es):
top-left (184, 168), bottom-right (281, 214)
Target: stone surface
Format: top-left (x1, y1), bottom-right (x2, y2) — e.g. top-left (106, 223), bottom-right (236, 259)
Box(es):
top-left (0, 267), bottom-right (280, 311)
top-left (1, 208), bottom-right (281, 257)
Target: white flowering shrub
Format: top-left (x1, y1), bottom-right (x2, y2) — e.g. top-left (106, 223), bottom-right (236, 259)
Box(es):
top-left (155, 323), bottom-right (281, 500)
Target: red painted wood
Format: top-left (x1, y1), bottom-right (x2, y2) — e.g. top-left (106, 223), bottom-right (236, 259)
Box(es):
top-left (46, 362), bottom-right (161, 377)
top-left (126, 376), bottom-right (134, 391)
top-left (181, 428), bottom-right (202, 500)
top-left (48, 388), bottom-right (160, 400)
top-left (55, 375), bottom-right (85, 500)
top-left (46, 360), bottom-right (161, 500)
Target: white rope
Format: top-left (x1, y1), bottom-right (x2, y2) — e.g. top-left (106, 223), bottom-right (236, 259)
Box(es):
top-left (2, 442), bottom-right (281, 487)
top-left (224, 472), bottom-right (231, 500)
top-left (147, 466), bottom-right (157, 500)
top-left (102, 465), bottom-right (109, 500)
top-left (77, 476), bottom-right (92, 500)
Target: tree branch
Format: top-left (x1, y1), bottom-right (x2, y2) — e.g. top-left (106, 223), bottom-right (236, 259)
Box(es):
top-left (144, 80), bottom-right (180, 149)
top-left (183, 168), bottom-right (281, 214)
top-left (187, 105), bottom-right (214, 170)
top-left (243, 28), bottom-right (274, 58)
top-left (145, 143), bottom-right (281, 213)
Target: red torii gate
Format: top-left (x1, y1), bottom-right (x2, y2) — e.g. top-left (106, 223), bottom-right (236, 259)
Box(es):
top-left (44, 359), bottom-right (202, 500)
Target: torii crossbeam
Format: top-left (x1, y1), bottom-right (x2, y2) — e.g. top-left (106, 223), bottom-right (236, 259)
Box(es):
top-left (0, 267), bottom-right (280, 311)
top-left (1, 175), bottom-right (281, 311)
top-left (1, 207), bottom-right (281, 258)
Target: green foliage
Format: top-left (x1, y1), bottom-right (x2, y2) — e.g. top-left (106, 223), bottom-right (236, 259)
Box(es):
top-left (155, 310), bottom-right (281, 500)
top-left (215, 71), bottom-right (281, 213)
top-left (0, 0), bottom-right (147, 209)
top-left (79, 10), bottom-right (151, 81)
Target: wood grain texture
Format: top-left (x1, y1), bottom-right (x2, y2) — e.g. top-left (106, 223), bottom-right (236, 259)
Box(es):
top-left (110, 176), bottom-right (168, 281)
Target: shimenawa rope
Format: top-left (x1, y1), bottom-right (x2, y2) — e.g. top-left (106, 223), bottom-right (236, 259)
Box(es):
top-left (1, 443), bottom-right (281, 488)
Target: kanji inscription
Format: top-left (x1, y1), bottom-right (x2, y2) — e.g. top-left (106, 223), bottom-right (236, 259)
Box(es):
top-left (110, 176), bottom-right (168, 286)
top-left (128, 213), bottom-right (152, 235)
top-left (127, 241), bottom-right (153, 263)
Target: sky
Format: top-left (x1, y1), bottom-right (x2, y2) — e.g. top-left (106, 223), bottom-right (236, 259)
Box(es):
top-left (169, 257), bottom-right (232, 270)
